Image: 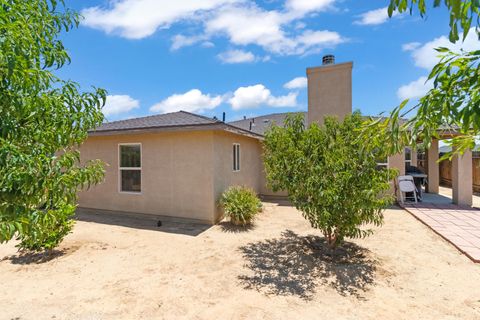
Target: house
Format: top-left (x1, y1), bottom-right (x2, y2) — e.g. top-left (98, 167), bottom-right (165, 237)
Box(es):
top-left (78, 55), bottom-right (473, 224)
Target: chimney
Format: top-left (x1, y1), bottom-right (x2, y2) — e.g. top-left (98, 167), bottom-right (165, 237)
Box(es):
top-left (222, 112), bottom-right (226, 122)
top-left (306, 55), bottom-right (352, 125)
top-left (322, 54), bottom-right (335, 65)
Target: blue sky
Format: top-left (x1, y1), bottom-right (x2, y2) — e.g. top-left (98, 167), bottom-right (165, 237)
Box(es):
top-left (58, 0), bottom-right (480, 122)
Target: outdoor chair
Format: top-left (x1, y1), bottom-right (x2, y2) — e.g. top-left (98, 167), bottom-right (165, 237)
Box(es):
top-left (397, 175), bottom-right (418, 204)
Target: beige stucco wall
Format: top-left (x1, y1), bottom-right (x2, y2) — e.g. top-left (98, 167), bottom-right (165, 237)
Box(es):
top-left (411, 146), bottom-right (418, 167)
top-left (452, 148), bottom-right (473, 206)
top-left (78, 129), bottom-right (278, 224)
top-left (307, 62), bottom-right (353, 125)
top-left (388, 151), bottom-right (406, 196)
top-left (212, 131), bottom-right (264, 221)
top-left (78, 130), bottom-right (217, 223)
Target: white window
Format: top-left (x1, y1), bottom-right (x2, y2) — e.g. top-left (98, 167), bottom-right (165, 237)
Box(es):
top-left (233, 143), bottom-right (240, 172)
top-left (376, 155), bottom-right (389, 170)
top-left (119, 144), bottom-right (141, 193)
top-left (405, 147), bottom-right (412, 170)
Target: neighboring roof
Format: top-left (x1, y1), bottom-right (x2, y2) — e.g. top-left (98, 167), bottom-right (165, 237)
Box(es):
top-left (89, 111), bottom-right (263, 139)
top-left (228, 112), bottom-right (307, 136)
top-left (227, 112), bottom-right (408, 136)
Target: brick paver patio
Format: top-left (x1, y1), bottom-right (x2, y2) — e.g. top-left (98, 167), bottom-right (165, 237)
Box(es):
top-left (402, 202), bottom-right (480, 263)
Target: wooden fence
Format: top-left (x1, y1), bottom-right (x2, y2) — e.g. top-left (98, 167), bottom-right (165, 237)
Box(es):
top-left (439, 157), bottom-right (480, 192)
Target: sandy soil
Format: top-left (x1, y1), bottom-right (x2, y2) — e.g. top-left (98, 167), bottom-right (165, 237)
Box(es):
top-left (1, 203), bottom-right (480, 320)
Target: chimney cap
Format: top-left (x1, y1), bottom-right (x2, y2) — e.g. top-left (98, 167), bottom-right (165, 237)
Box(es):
top-left (322, 54), bottom-right (335, 65)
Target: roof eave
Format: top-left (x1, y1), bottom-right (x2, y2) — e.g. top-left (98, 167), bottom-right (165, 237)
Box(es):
top-left (88, 122), bottom-right (264, 140)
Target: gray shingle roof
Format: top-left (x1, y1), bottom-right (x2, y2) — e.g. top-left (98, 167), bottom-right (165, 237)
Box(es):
top-left (92, 111), bottom-right (220, 133)
top-left (91, 110), bottom-right (415, 139)
top-left (228, 112), bottom-right (307, 136)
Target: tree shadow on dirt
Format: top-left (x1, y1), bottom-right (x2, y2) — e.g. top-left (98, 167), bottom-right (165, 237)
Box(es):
top-left (238, 230), bottom-right (378, 300)
top-left (1, 249), bottom-right (67, 265)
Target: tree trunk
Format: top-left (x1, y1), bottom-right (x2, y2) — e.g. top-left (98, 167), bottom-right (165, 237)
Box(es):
top-left (324, 231), bottom-right (338, 249)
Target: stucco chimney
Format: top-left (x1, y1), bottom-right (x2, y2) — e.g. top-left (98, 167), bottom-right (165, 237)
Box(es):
top-left (307, 55), bottom-right (353, 125)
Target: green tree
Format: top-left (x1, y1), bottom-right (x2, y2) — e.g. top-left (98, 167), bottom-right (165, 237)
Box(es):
top-left (263, 113), bottom-right (396, 248)
top-left (0, 0), bottom-right (106, 251)
top-left (372, 1), bottom-right (480, 156)
top-left (388, 0), bottom-right (479, 43)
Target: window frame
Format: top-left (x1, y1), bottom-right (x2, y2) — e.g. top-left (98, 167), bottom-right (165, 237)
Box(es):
top-left (405, 147), bottom-right (412, 167)
top-left (118, 143), bottom-right (142, 194)
top-left (233, 143), bottom-right (240, 172)
top-left (376, 157), bottom-right (389, 170)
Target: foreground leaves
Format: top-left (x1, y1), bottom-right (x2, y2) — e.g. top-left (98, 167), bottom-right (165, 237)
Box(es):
top-left (388, 0), bottom-right (480, 43)
top-left (0, 0), bottom-right (106, 251)
top-left (381, 1), bottom-right (480, 157)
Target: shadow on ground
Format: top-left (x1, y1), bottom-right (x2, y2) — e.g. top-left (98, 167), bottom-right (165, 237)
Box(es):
top-left (238, 230), bottom-right (378, 300)
top-left (2, 249), bottom-right (67, 265)
top-left (219, 221), bottom-right (255, 233)
top-left (76, 208), bottom-right (211, 236)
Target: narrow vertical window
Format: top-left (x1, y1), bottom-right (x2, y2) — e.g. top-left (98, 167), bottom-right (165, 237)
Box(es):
top-left (405, 147), bottom-right (412, 172)
top-left (233, 143), bottom-right (240, 172)
top-left (119, 144), bottom-right (141, 193)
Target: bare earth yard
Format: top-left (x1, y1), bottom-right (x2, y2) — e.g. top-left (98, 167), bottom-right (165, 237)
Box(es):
top-left (1, 203), bottom-right (480, 320)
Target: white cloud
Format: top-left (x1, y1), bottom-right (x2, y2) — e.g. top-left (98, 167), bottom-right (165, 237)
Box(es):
top-left (171, 34), bottom-right (207, 51)
top-left (82, 1), bottom-right (345, 57)
top-left (407, 29), bottom-right (480, 69)
top-left (229, 84), bottom-right (298, 110)
top-left (217, 50), bottom-right (256, 63)
top-left (354, 7), bottom-right (398, 26)
top-left (284, 77), bottom-right (307, 89)
top-left (205, 4), bottom-right (293, 54)
top-left (205, 4), bottom-right (345, 55)
top-left (294, 30), bottom-right (344, 53)
top-left (398, 29), bottom-right (480, 101)
top-left (285, 0), bottom-right (335, 14)
top-left (201, 41), bottom-right (215, 48)
top-left (397, 76), bottom-right (433, 100)
top-left (402, 42), bottom-right (421, 51)
top-left (82, 0), bottom-right (239, 39)
top-left (150, 89), bottom-right (223, 113)
top-left (103, 95), bottom-right (140, 116)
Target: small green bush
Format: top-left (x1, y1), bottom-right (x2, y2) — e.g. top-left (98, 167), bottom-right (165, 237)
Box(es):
top-left (220, 186), bottom-right (262, 226)
top-left (16, 205), bottom-right (75, 252)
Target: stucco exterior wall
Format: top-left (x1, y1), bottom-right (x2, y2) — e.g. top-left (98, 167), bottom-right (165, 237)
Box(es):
top-left (307, 62), bottom-right (353, 125)
top-left (212, 131), bottom-right (264, 221)
top-left (388, 151), bottom-right (406, 196)
top-left (78, 131), bottom-right (217, 223)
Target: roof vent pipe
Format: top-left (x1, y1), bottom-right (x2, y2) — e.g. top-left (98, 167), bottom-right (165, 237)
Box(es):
top-left (222, 112), bottom-right (226, 122)
top-left (322, 54), bottom-right (335, 65)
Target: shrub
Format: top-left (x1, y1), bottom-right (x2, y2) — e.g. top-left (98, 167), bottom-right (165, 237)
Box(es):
top-left (220, 186), bottom-right (262, 226)
top-left (263, 112), bottom-right (397, 248)
top-left (16, 205), bottom-right (75, 252)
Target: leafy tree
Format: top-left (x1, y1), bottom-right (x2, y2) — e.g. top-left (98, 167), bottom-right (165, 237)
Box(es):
top-left (388, 0), bottom-right (479, 43)
top-left (0, 0), bottom-right (106, 251)
top-left (370, 1), bottom-right (480, 157)
top-left (263, 113), bottom-right (396, 248)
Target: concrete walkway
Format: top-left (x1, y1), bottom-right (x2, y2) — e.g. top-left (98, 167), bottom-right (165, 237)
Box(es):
top-left (402, 196), bottom-right (480, 263)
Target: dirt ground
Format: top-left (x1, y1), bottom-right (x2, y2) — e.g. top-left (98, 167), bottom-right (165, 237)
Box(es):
top-left (1, 203), bottom-right (480, 320)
